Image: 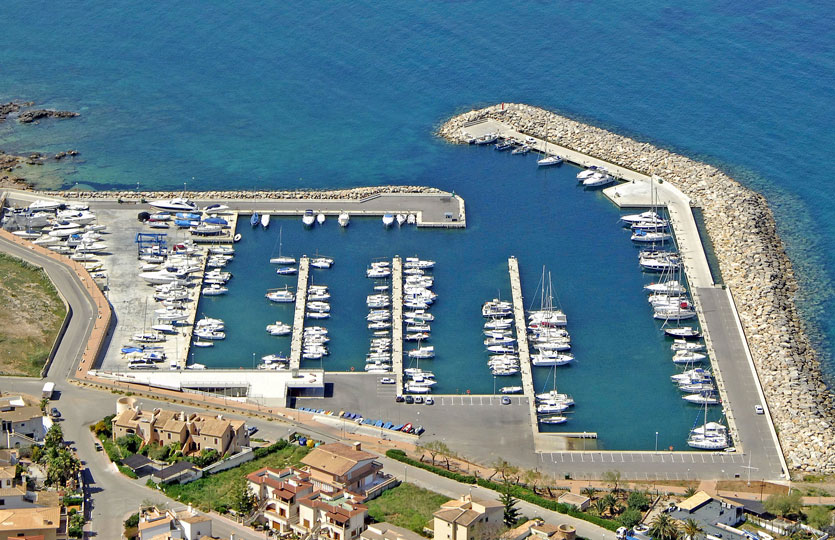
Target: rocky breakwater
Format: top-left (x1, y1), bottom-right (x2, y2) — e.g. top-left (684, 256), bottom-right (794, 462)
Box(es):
top-left (439, 103), bottom-right (835, 475)
top-left (50, 185), bottom-right (444, 200)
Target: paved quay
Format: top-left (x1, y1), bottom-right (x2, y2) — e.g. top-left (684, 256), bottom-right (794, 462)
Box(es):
top-left (508, 257), bottom-right (539, 432)
top-left (392, 256), bottom-right (404, 390)
top-left (289, 256), bottom-right (310, 371)
top-left (46, 191), bottom-right (467, 228)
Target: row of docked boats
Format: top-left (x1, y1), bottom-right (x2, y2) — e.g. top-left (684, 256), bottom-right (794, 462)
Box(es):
top-left (402, 257), bottom-right (437, 394)
top-left (3, 201), bottom-right (110, 280)
top-left (622, 209), bottom-right (729, 450)
top-left (467, 133), bottom-right (564, 167)
top-left (576, 165), bottom-right (616, 188)
top-left (382, 213), bottom-right (417, 228)
top-left (481, 299), bottom-right (520, 377)
top-left (365, 266), bottom-right (393, 374)
top-left (302, 209), bottom-right (351, 228)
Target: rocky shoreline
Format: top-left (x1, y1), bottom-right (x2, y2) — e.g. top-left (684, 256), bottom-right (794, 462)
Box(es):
top-left (439, 103), bottom-right (834, 475)
top-left (46, 185), bottom-right (444, 201)
top-left (0, 100), bottom-right (79, 124)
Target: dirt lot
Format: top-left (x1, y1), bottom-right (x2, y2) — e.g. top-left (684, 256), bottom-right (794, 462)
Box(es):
top-left (0, 252), bottom-right (66, 376)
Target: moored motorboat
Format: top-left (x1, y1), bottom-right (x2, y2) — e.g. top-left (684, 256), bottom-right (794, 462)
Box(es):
top-left (302, 209), bottom-right (315, 227)
top-left (316, 213), bottom-right (326, 225)
top-left (382, 214), bottom-right (395, 227)
top-left (338, 213), bottom-right (350, 227)
top-left (261, 213), bottom-right (271, 229)
top-left (149, 197), bottom-right (197, 212)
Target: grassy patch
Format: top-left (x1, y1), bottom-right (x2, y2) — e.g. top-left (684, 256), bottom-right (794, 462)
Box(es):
top-left (160, 444), bottom-right (311, 512)
top-left (0, 252), bottom-right (66, 376)
top-left (367, 483), bottom-right (449, 536)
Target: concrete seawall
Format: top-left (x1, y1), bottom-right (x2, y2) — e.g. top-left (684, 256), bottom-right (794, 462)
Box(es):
top-left (439, 103), bottom-right (835, 475)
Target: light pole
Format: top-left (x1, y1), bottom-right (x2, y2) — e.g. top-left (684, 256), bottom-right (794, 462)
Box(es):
top-left (655, 431), bottom-right (659, 453)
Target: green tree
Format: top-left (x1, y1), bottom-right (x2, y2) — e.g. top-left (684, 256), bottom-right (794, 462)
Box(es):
top-left (603, 470), bottom-right (622, 493)
top-left (682, 518), bottom-right (703, 540)
top-left (419, 440), bottom-right (452, 469)
top-left (231, 477), bottom-right (256, 515)
top-left (594, 498), bottom-right (608, 516)
top-left (45, 448), bottom-right (80, 487)
top-left (493, 457), bottom-right (520, 484)
top-left (648, 513), bottom-right (681, 540)
top-left (619, 508), bottom-right (644, 528)
top-left (499, 483), bottom-right (520, 527)
top-left (44, 424), bottom-right (64, 449)
top-left (602, 493), bottom-right (618, 515)
top-left (684, 486), bottom-right (699, 498)
top-left (40, 398), bottom-right (49, 413)
top-left (804, 505), bottom-right (833, 530)
top-left (764, 491), bottom-right (803, 518)
top-left (524, 469), bottom-right (544, 496)
top-left (628, 490), bottom-right (650, 511)
top-left (116, 434), bottom-right (142, 455)
top-left (581, 486), bottom-right (598, 500)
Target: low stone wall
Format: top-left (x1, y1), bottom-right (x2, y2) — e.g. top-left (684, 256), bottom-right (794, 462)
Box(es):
top-left (46, 185), bottom-right (442, 201)
top-left (439, 103), bottom-right (835, 475)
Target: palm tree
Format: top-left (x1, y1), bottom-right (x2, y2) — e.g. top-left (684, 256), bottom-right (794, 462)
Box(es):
top-left (649, 514), bottom-right (682, 540)
top-left (684, 486), bottom-right (699, 498)
top-left (602, 493), bottom-right (618, 516)
top-left (682, 518), bottom-right (703, 540)
top-left (581, 486), bottom-right (598, 500)
top-left (594, 499), bottom-right (608, 516)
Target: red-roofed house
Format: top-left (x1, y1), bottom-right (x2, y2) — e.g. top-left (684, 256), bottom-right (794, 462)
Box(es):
top-left (292, 491), bottom-right (368, 540)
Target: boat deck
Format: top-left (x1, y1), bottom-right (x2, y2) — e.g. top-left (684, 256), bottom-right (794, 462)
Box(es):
top-left (392, 257), bottom-right (404, 391)
top-left (289, 257), bottom-right (310, 371)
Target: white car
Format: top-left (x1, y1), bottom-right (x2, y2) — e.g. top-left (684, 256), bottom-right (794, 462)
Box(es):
top-left (380, 377), bottom-right (395, 385)
top-left (754, 405), bottom-right (764, 415)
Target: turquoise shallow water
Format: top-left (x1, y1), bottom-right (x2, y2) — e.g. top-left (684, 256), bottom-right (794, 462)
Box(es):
top-left (1, 1), bottom-right (833, 447)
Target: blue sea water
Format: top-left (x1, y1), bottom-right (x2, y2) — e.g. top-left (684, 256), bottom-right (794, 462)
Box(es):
top-left (1, 1), bottom-right (833, 448)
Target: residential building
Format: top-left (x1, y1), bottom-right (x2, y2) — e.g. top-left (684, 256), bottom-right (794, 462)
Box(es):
top-left (246, 467), bottom-right (314, 533)
top-left (0, 490), bottom-right (65, 540)
top-left (112, 404), bottom-right (249, 456)
top-left (361, 522), bottom-right (425, 540)
top-left (433, 494), bottom-right (504, 540)
top-left (503, 519), bottom-right (577, 540)
top-left (137, 505), bottom-right (213, 540)
top-left (0, 395), bottom-right (51, 446)
top-left (669, 491), bottom-right (744, 539)
top-left (292, 490), bottom-right (368, 540)
top-left (300, 442), bottom-right (396, 501)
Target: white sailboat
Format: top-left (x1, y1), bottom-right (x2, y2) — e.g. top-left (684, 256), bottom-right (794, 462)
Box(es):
top-left (269, 227), bottom-right (296, 265)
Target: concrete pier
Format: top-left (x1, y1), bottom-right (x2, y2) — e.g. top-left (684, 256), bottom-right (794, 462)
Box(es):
top-left (508, 257), bottom-right (538, 431)
top-left (289, 257), bottom-right (310, 371)
top-left (176, 252), bottom-right (208, 369)
top-left (391, 257), bottom-right (404, 391)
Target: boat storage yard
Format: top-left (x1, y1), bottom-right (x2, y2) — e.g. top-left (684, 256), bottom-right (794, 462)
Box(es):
top-left (0, 138), bottom-right (789, 480)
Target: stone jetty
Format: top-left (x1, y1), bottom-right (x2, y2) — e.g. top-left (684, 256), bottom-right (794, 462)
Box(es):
top-left (47, 185), bottom-right (443, 201)
top-left (439, 103), bottom-right (835, 475)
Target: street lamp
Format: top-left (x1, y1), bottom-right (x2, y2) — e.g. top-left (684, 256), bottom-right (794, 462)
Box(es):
top-left (655, 431), bottom-right (659, 453)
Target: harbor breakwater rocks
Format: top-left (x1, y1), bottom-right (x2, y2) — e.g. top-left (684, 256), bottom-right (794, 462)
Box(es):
top-left (439, 103), bottom-right (835, 475)
top-left (48, 185), bottom-right (444, 201)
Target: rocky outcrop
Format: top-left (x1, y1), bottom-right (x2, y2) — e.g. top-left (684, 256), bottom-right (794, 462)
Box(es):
top-left (17, 109), bottom-right (79, 124)
top-left (439, 103), bottom-right (835, 475)
top-left (0, 101), bottom-right (34, 121)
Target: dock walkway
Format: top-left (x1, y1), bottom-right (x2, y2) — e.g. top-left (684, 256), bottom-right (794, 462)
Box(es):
top-left (289, 257), bottom-right (310, 371)
top-left (508, 257), bottom-right (538, 430)
top-left (392, 257), bottom-right (404, 391)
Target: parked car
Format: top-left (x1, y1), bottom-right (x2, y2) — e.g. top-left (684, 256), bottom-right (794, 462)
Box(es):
top-left (395, 395), bottom-right (405, 403)
top-left (380, 377), bottom-right (395, 384)
top-left (754, 404), bottom-right (764, 414)
top-left (50, 407), bottom-right (61, 418)
top-left (414, 396), bottom-right (424, 404)
top-left (405, 396), bottom-right (414, 404)
top-left (246, 425), bottom-right (258, 436)
top-left (425, 397), bottom-right (434, 405)
top-left (94, 442), bottom-right (103, 452)
top-left (400, 423), bottom-right (413, 433)
top-left (501, 396), bottom-right (511, 405)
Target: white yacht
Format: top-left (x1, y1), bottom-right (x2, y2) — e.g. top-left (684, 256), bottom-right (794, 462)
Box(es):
top-left (673, 350), bottom-right (707, 364)
top-left (396, 214), bottom-right (406, 226)
top-left (311, 257), bottom-right (334, 269)
top-left (407, 214), bottom-right (416, 225)
top-left (671, 339), bottom-right (705, 352)
top-left (582, 172), bottom-right (615, 188)
top-left (382, 214), bottom-right (395, 227)
top-left (644, 280), bottom-right (687, 295)
top-left (631, 230), bottom-right (672, 243)
top-left (683, 392), bottom-right (720, 405)
top-left (28, 199), bottom-right (63, 211)
top-left (266, 322), bottom-right (292, 336)
top-left (407, 346), bottom-right (435, 359)
top-left (338, 213), bottom-right (350, 227)
top-left (261, 214), bottom-right (271, 229)
top-left (266, 288), bottom-right (295, 303)
top-left (316, 213), bottom-right (326, 225)
top-left (621, 210), bottom-right (661, 224)
top-left (302, 209), bottom-right (316, 227)
top-left (531, 353), bottom-right (574, 366)
top-left (149, 198), bottom-right (197, 212)
top-left (201, 284), bottom-right (228, 296)
top-left (537, 154), bottom-right (563, 167)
